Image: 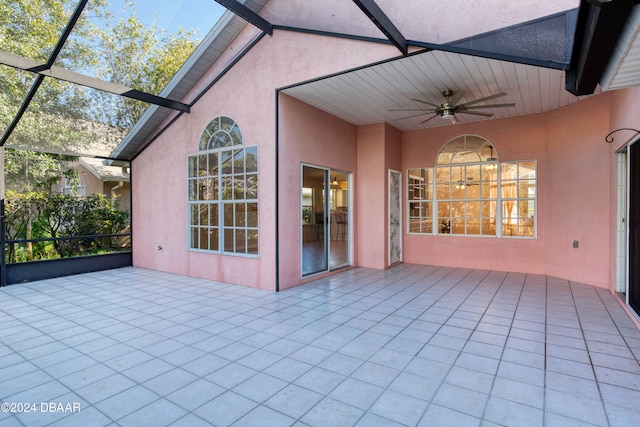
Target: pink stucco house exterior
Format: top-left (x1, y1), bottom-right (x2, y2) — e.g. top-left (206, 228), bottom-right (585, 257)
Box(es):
top-left (114, 0), bottom-right (640, 321)
top-left (52, 158), bottom-right (131, 215)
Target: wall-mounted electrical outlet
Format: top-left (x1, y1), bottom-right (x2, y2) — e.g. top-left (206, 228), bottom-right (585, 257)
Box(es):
top-left (572, 240), bottom-right (579, 249)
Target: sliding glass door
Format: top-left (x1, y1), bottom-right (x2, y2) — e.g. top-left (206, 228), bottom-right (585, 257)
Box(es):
top-left (302, 165), bottom-right (328, 276)
top-left (301, 165), bottom-right (350, 277)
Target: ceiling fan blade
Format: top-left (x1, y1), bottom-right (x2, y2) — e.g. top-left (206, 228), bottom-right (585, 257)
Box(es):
top-left (395, 111), bottom-right (434, 120)
top-left (457, 110), bottom-right (493, 117)
top-left (449, 90), bottom-right (466, 106)
top-left (461, 92), bottom-right (508, 107)
top-left (420, 114), bottom-right (439, 124)
top-left (410, 98), bottom-right (440, 108)
top-left (388, 108), bottom-right (432, 111)
top-left (464, 103), bottom-right (515, 110)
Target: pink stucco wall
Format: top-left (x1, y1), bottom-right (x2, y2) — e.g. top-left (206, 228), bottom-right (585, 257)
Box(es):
top-left (544, 95), bottom-right (612, 285)
top-left (278, 95), bottom-right (358, 289)
top-left (106, 181), bottom-right (131, 215)
top-left (79, 164), bottom-right (104, 197)
top-left (402, 92), bottom-right (613, 289)
top-left (132, 27), bottom-right (397, 290)
top-left (356, 124), bottom-right (386, 270)
top-left (356, 123), bottom-right (402, 269)
top-left (261, 0), bottom-right (578, 44)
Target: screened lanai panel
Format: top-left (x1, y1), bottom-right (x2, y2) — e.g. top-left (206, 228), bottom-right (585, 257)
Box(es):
top-left (0, 65), bottom-right (37, 133)
top-left (4, 78), bottom-right (137, 158)
top-left (54, 0), bottom-right (227, 96)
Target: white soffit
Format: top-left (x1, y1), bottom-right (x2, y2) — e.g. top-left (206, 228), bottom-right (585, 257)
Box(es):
top-left (282, 50), bottom-right (585, 131)
top-left (601, 5), bottom-right (640, 91)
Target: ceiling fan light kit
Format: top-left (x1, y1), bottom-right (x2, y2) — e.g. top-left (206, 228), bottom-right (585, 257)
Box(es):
top-left (440, 106), bottom-right (455, 119)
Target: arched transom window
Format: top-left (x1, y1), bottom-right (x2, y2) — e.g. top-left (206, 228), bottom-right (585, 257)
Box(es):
top-left (188, 116), bottom-right (258, 255)
top-left (436, 134), bottom-right (497, 165)
top-left (199, 116), bottom-right (243, 150)
top-left (408, 135), bottom-right (536, 238)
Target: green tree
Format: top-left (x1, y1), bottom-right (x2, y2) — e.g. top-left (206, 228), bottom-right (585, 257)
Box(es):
top-left (3, 190), bottom-right (46, 262)
top-left (93, 6), bottom-right (198, 128)
top-left (0, 0), bottom-right (110, 195)
top-left (73, 193), bottom-right (128, 242)
top-left (0, 0), bottom-right (109, 126)
top-left (35, 193), bottom-right (80, 257)
top-left (1, 0), bottom-right (198, 159)
top-left (2, 147), bottom-right (80, 258)
top-left (16, 192), bottom-right (129, 259)
top-left (1, 0), bottom-right (198, 262)
top-left (4, 149), bottom-right (77, 193)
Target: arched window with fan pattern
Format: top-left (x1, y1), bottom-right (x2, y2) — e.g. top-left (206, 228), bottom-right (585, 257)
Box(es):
top-left (408, 135), bottom-right (535, 238)
top-left (188, 116), bottom-right (259, 255)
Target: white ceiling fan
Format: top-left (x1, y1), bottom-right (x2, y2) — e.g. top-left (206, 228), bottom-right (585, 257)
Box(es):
top-left (391, 90), bottom-right (515, 124)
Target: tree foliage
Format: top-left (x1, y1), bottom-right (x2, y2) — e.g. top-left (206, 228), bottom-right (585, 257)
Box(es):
top-left (5, 190), bottom-right (129, 262)
top-left (1, 0), bottom-right (199, 189)
top-left (0, 0), bottom-right (201, 266)
top-left (4, 149), bottom-right (77, 193)
top-left (93, 6), bottom-right (198, 128)
top-left (0, 0), bottom-right (107, 120)
top-left (1, 1), bottom-right (200, 263)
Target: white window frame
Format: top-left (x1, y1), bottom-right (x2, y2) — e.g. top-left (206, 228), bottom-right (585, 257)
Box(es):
top-left (187, 116), bottom-right (258, 257)
top-left (499, 161), bottom-right (537, 238)
top-left (62, 177), bottom-right (86, 198)
top-left (407, 134), bottom-right (536, 238)
top-left (437, 162), bottom-right (499, 237)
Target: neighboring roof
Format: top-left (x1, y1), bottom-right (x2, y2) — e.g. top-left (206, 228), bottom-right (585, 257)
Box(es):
top-left (80, 158), bottom-right (130, 182)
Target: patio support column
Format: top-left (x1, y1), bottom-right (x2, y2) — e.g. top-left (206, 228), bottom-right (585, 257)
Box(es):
top-left (356, 123), bottom-right (402, 269)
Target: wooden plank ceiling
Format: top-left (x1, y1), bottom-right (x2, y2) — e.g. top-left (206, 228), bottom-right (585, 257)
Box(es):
top-left (281, 49), bottom-right (589, 131)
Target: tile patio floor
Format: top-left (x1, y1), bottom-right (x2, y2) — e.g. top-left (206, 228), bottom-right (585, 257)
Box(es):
top-left (1, 264), bottom-right (640, 426)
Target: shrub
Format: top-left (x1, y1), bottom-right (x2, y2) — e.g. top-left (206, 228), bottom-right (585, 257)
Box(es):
top-left (4, 190), bottom-right (129, 262)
